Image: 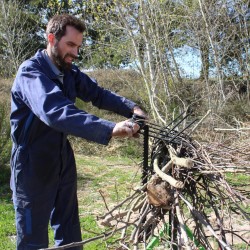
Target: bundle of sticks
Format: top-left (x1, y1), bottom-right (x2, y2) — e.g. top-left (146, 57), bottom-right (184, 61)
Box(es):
top-left (98, 114), bottom-right (250, 250)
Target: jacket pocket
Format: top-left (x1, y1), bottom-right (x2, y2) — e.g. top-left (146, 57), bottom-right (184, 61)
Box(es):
top-left (11, 145), bottom-right (29, 198)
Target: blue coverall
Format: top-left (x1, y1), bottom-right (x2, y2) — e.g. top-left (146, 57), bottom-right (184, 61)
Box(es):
top-left (10, 49), bottom-right (136, 250)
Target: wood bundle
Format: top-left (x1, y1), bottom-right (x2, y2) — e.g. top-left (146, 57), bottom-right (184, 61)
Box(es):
top-left (98, 129), bottom-right (250, 250)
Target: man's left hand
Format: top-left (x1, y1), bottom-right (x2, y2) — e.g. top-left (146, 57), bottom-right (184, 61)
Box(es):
top-left (133, 105), bottom-right (148, 119)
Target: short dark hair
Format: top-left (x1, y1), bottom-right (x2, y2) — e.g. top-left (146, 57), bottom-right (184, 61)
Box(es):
top-left (46, 14), bottom-right (86, 41)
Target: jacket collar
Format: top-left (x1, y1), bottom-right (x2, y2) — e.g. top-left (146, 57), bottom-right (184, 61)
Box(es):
top-left (42, 50), bottom-right (64, 84)
top-left (34, 49), bottom-right (64, 82)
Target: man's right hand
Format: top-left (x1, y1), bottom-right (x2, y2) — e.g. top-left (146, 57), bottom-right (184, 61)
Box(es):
top-left (112, 120), bottom-right (140, 138)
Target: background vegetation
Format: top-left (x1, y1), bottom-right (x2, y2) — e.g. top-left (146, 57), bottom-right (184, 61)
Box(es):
top-left (0, 0), bottom-right (249, 122)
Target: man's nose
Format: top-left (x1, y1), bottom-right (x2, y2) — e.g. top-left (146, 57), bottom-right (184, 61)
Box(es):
top-left (72, 47), bottom-right (78, 57)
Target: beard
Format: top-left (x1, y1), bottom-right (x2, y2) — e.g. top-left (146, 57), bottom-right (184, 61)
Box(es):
top-left (51, 42), bottom-right (76, 71)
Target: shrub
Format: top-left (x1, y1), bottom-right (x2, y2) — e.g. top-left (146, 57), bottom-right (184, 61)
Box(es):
top-left (0, 101), bottom-right (11, 170)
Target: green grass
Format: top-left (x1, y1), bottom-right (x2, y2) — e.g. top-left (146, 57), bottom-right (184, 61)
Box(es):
top-left (0, 202), bottom-right (16, 250)
top-left (226, 172), bottom-right (250, 186)
top-left (0, 167), bottom-right (16, 250)
top-left (0, 155), bottom-right (141, 249)
top-left (76, 155), bottom-right (141, 249)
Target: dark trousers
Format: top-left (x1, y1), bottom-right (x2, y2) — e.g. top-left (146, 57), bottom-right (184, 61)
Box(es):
top-left (11, 143), bottom-right (82, 250)
top-left (14, 192), bottom-right (82, 250)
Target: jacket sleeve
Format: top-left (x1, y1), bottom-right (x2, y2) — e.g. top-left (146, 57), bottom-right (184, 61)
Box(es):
top-left (73, 68), bottom-right (136, 118)
top-left (14, 66), bottom-right (116, 145)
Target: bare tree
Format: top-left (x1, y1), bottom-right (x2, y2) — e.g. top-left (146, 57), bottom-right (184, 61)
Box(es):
top-left (82, 0), bottom-right (192, 124)
top-left (81, 0), bottom-right (249, 122)
top-left (0, 0), bottom-right (42, 77)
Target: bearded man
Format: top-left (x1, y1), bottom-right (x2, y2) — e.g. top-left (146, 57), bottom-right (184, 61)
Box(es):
top-left (10, 14), bottom-right (146, 250)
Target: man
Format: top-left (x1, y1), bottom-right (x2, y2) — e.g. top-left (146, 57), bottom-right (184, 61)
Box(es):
top-left (10, 14), bottom-right (146, 250)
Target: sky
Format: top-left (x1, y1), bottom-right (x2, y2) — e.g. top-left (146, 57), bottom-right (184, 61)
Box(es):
top-left (174, 45), bottom-right (202, 79)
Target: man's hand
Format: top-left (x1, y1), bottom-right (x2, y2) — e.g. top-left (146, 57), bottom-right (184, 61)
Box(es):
top-left (133, 105), bottom-right (147, 119)
top-left (132, 105), bottom-right (148, 130)
top-left (112, 120), bottom-right (140, 138)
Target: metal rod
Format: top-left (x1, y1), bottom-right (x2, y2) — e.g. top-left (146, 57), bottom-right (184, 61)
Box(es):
top-left (141, 118), bottom-right (195, 142)
top-left (138, 131), bottom-right (188, 146)
top-left (147, 128), bottom-right (177, 139)
top-left (140, 112), bottom-right (193, 141)
top-left (167, 112), bottom-right (192, 132)
top-left (167, 119), bottom-right (198, 144)
top-left (145, 110), bottom-right (188, 130)
top-left (142, 125), bottom-right (149, 185)
top-left (163, 110), bottom-right (189, 128)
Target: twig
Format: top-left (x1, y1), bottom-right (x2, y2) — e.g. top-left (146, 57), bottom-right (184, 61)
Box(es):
top-left (130, 200), bottom-right (149, 243)
top-left (214, 128), bottom-right (250, 131)
top-left (179, 193), bottom-right (232, 250)
top-left (153, 157), bottom-right (184, 189)
top-left (39, 224), bottom-right (129, 250)
top-left (121, 195), bottom-right (146, 239)
top-left (174, 192), bottom-right (192, 250)
top-left (168, 145), bottom-right (194, 168)
top-left (98, 190), bottom-right (142, 220)
top-left (99, 189), bottom-right (110, 211)
top-left (190, 109), bottom-right (211, 134)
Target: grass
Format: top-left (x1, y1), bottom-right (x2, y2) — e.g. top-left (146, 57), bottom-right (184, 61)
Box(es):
top-left (226, 172), bottom-right (250, 186)
top-left (1, 65), bottom-right (249, 249)
top-left (0, 166), bottom-right (16, 250)
top-left (0, 154), bottom-right (141, 250)
top-left (76, 155), bottom-right (141, 249)
top-left (0, 202), bottom-right (16, 250)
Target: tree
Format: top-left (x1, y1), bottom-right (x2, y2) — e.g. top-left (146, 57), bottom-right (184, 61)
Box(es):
top-left (0, 0), bottom-right (43, 77)
top-left (82, 0), bottom-right (198, 123)
top-left (77, 0), bottom-right (131, 69)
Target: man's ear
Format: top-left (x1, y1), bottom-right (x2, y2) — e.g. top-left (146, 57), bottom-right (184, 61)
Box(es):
top-left (48, 33), bottom-right (55, 45)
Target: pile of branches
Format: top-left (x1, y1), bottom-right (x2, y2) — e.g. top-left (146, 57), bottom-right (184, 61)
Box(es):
top-left (97, 123), bottom-right (250, 250)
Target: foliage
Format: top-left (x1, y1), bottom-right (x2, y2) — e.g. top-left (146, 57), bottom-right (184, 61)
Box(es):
top-left (219, 95), bottom-right (250, 124)
top-left (0, 124), bottom-right (15, 250)
top-left (0, 0), bottom-right (44, 77)
top-left (0, 101), bottom-right (11, 169)
top-left (0, 0), bottom-right (249, 122)
top-left (70, 1), bottom-right (131, 69)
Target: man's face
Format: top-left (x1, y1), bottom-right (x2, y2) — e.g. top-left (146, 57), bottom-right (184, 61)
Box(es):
top-left (50, 26), bottom-right (83, 70)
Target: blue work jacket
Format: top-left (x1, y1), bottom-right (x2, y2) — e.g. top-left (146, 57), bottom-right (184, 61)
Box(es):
top-left (10, 49), bottom-right (136, 199)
